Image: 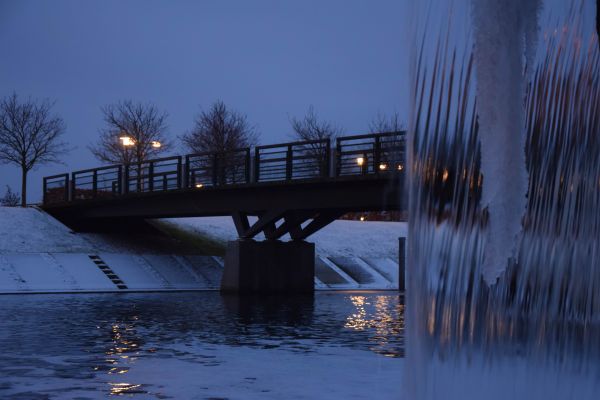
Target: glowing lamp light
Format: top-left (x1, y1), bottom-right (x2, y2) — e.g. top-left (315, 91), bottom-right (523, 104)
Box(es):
top-left (151, 141), bottom-right (162, 149)
top-left (119, 136), bottom-right (135, 147)
top-left (356, 157), bottom-right (365, 167)
top-left (195, 183), bottom-right (204, 189)
top-left (359, 216), bottom-right (366, 222)
top-left (379, 163), bottom-right (388, 171)
top-left (442, 169), bottom-right (449, 182)
top-left (397, 164), bottom-right (404, 171)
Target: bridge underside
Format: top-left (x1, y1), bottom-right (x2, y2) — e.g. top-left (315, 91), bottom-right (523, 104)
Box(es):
top-left (44, 175), bottom-right (403, 232)
top-left (43, 175), bottom-right (404, 294)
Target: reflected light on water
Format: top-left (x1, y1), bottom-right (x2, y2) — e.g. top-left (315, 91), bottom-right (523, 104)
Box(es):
top-left (109, 382), bottom-right (144, 395)
top-left (344, 295), bottom-right (405, 357)
top-left (101, 320), bottom-right (144, 395)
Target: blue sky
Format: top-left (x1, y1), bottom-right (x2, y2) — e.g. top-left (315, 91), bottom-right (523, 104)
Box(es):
top-left (0, 0), bottom-right (407, 202)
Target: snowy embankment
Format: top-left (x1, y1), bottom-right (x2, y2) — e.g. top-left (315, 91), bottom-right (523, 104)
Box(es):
top-left (0, 207), bottom-right (405, 293)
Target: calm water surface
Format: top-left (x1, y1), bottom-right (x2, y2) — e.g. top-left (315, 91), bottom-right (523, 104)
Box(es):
top-left (0, 291), bottom-right (403, 399)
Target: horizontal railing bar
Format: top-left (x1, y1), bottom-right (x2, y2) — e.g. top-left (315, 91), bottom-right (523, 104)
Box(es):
top-left (124, 156), bottom-right (181, 166)
top-left (186, 148), bottom-right (249, 158)
top-left (43, 173), bottom-right (69, 181)
top-left (337, 131), bottom-right (405, 142)
top-left (257, 138), bottom-right (328, 150)
top-left (72, 164), bottom-right (121, 175)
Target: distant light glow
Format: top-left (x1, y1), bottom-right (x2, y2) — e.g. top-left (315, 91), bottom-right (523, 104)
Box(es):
top-left (397, 164), bottom-right (404, 171)
top-left (119, 136), bottom-right (135, 147)
top-left (379, 163), bottom-right (388, 171)
top-left (442, 169), bottom-right (449, 182)
top-left (151, 141), bottom-right (161, 148)
top-left (195, 183), bottom-right (204, 188)
top-left (360, 216), bottom-right (366, 222)
top-left (356, 157), bottom-right (365, 167)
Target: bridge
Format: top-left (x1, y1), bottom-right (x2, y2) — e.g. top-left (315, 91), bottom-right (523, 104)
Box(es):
top-left (42, 131), bottom-right (406, 293)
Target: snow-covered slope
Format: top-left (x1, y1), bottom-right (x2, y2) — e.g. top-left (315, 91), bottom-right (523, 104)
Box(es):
top-left (0, 207), bottom-right (94, 253)
top-left (0, 207), bottom-right (405, 293)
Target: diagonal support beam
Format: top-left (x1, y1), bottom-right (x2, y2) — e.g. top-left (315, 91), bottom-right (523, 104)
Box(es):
top-left (232, 212), bottom-right (250, 237)
top-left (268, 210), bottom-right (316, 240)
top-left (262, 219), bottom-right (278, 240)
top-left (295, 211), bottom-right (345, 240)
top-left (241, 209), bottom-right (286, 239)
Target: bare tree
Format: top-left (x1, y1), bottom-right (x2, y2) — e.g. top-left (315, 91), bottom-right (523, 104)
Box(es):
top-left (288, 106), bottom-right (341, 177)
top-left (0, 93), bottom-right (69, 207)
top-left (89, 100), bottom-right (170, 165)
top-left (289, 105), bottom-right (342, 142)
top-left (181, 100), bottom-right (258, 185)
top-left (181, 100), bottom-right (258, 153)
top-left (369, 112), bottom-right (405, 133)
top-left (1, 185), bottom-right (20, 207)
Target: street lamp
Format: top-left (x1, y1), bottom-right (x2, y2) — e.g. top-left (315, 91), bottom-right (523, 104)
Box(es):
top-left (151, 141), bottom-right (161, 149)
top-left (119, 136), bottom-right (135, 147)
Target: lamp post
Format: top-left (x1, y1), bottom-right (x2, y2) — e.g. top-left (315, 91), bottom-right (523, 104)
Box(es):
top-left (356, 155), bottom-right (367, 174)
top-left (118, 135), bottom-right (163, 192)
top-left (119, 136), bottom-right (135, 147)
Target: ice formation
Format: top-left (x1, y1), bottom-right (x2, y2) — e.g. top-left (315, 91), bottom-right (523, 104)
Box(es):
top-left (471, 0), bottom-right (542, 283)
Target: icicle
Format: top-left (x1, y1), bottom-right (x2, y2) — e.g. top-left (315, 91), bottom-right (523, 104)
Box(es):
top-left (471, 0), bottom-right (541, 283)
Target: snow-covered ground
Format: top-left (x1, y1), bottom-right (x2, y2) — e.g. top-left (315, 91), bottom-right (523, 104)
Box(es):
top-left (0, 206), bottom-right (94, 253)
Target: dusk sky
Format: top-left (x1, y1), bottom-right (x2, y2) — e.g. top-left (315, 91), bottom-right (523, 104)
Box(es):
top-left (0, 0), bottom-right (407, 202)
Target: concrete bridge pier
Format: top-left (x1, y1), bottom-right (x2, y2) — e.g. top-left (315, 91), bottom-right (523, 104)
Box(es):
top-left (221, 239), bottom-right (315, 294)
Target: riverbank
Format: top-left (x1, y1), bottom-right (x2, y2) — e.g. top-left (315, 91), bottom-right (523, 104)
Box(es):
top-left (0, 207), bottom-right (406, 293)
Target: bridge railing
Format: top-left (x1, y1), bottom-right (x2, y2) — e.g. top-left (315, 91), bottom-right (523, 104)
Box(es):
top-left (185, 148), bottom-right (250, 188)
top-left (124, 156), bottom-right (182, 194)
top-left (71, 165), bottom-right (122, 201)
top-left (255, 139), bottom-right (330, 182)
top-left (42, 131), bottom-right (405, 205)
top-left (336, 131), bottom-right (405, 176)
top-left (43, 173), bottom-right (70, 204)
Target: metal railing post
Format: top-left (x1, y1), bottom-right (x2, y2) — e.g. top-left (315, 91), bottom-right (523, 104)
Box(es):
top-left (212, 153), bottom-right (219, 186)
top-left (335, 137), bottom-right (341, 177)
top-left (184, 156), bottom-right (190, 189)
top-left (286, 145), bottom-right (293, 180)
top-left (71, 173), bottom-right (76, 201)
top-left (245, 149), bottom-right (251, 183)
top-left (117, 165), bottom-right (123, 195)
top-left (42, 177), bottom-right (47, 205)
top-left (124, 164), bottom-right (130, 194)
top-left (176, 156), bottom-right (182, 189)
top-left (64, 174), bottom-right (70, 202)
top-left (148, 161), bottom-right (154, 192)
top-left (374, 135), bottom-right (381, 174)
top-left (324, 139), bottom-right (331, 178)
top-left (254, 147), bottom-right (260, 183)
top-left (92, 170), bottom-right (98, 198)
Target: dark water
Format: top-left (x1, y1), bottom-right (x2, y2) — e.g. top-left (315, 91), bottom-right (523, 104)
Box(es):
top-left (0, 291), bottom-right (403, 399)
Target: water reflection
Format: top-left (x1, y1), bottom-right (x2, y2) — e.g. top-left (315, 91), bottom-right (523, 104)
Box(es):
top-left (0, 292), bottom-right (403, 398)
top-left (108, 382), bottom-right (144, 395)
top-left (344, 295), bottom-right (405, 357)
